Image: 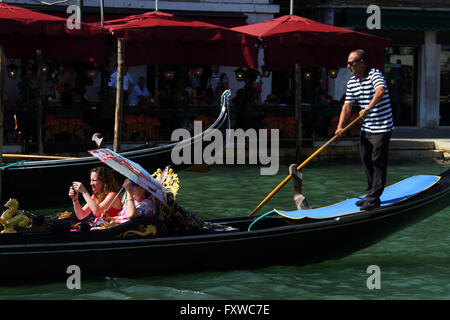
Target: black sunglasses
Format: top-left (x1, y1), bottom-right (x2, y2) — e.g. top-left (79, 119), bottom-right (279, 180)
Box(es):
top-left (347, 58), bottom-right (361, 66)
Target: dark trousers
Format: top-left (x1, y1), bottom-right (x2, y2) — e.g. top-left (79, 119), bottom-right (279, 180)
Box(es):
top-left (359, 131), bottom-right (392, 201)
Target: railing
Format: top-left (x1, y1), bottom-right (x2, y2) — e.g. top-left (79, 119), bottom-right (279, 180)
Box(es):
top-left (5, 101), bottom-right (361, 153)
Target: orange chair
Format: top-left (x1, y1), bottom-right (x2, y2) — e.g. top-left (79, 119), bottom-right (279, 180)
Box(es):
top-left (282, 116), bottom-right (296, 138)
top-left (44, 115), bottom-right (60, 141)
top-left (67, 118), bottom-right (77, 136)
top-left (72, 118), bottom-right (85, 140)
top-left (59, 118), bottom-right (70, 136)
top-left (262, 113), bottom-right (279, 138)
top-left (144, 116), bottom-right (161, 140)
top-left (123, 114), bottom-right (138, 138)
top-left (136, 113), bottom-right (146, 135)
top-left (262, 113), bottom-right (278, 129)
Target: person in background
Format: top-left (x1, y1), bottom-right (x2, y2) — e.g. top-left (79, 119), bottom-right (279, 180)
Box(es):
top-left (129, 76), bottom-right (151, 110)
top-left (242, 68), bottom-right (260, 105)
top-left (212, 85), bottom-right (225, 107)
top-left (69, 166), bottom-right (123, 222)
top-left (157, 86), bottom-right (171, 106)
top-left (108, 66), bottom-right (134, 105)
top-left (264, 93), bottom-right (279, 106)
top-left (207, 65), bottom-right (229, 92)
top-left (57, 62), bottom-right (76, 102)
top-left (335, 49), bottom-right (394, 211)
top-left (57, 63), bottom-right (77, 104)
top-left (192, 86), bottom-right (206, 106)
top-left (202, 87), bottom-right (216, 106)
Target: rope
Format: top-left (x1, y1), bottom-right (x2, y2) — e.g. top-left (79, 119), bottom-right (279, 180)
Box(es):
top-left (0, 160), bottom-right (26, 170)
top-left (247, 210), bottom-right (275, 232)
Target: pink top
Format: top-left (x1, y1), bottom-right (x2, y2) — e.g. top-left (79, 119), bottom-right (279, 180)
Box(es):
top-left (115, 198), bottom-right (155, 223)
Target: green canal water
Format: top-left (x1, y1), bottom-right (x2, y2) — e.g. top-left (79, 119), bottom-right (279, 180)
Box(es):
top-left (0, 159), bottom-right (449, 300)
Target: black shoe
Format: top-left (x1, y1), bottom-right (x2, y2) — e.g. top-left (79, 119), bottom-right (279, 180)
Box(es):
top-left (360, 199), bottom-right (380, 211)
top-left (355, 197), bottom-right (367, 206)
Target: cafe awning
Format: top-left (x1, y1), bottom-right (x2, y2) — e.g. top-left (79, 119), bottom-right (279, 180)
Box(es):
top-left (233, 15), bottom-right (391, 70)
top-left (102, 11), bottom-right (258, 67)
top-left (0, 2), bottom-right (107, 63)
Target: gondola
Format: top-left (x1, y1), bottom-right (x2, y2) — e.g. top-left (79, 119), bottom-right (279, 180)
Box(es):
top-left (1, 96), bottom-right (231, 209)
top-left (0, 168), bottom-right (449, 285)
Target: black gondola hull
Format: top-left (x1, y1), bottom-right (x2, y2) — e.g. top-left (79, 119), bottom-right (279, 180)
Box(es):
top-left (1, 170), bottom-right (449, 285)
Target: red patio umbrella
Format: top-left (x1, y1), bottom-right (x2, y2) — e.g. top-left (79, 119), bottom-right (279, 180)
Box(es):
top-left (0, 2), bottom-right (106, 63)
top-left (101, 11), bottom-right (258, 67)
top-left (233, 15), bottom-right (391, 70)
top-left (0, 3), bottom-right (108, 154)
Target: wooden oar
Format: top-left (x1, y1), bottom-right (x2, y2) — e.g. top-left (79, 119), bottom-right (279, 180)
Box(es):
top-left (249, 113), bottom-right (364, 217)
top-left (2, 153), bottom-right (78, 160)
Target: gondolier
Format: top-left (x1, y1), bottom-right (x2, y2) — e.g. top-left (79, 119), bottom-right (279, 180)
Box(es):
top-left (335, 49), bottom-right (394, 211)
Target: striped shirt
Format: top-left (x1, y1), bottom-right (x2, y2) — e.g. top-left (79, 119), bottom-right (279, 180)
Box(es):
top-left (345, 68), bottom-right (394, 133)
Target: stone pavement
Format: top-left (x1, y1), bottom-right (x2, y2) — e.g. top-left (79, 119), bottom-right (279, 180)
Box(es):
top-left (302, 127), bottom-right (450, 161)
top-left (390, 127), bottom-right (450, 160)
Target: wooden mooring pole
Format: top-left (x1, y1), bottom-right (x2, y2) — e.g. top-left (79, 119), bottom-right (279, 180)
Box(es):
top-left (36, 49), bottom-right (44, 154)
top-left (113, 38), bottom-right (124, 152)
top-left (294, 63), bottom-right (302, 162)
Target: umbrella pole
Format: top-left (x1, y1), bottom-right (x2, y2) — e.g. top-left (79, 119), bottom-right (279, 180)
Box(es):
top-left (36, 50), bottom-right (44, 155)
top-left (113, 38), bottom-right (125, 152)
top-left (100, 0), bottom-right (104, 27)
top-left (77, 0), bottom-right (83, 22)
top-left (154, 65), bottom-right (159, 105)
top-left (294, 63), bottom-right (302, 162)
top-left (104, 186), bottom-right (124, 214)
top-left (0, 44), bottom-right (5, 201)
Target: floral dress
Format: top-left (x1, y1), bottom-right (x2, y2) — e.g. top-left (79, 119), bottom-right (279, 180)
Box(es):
top-left (115, 198), bottom-right (155, 224)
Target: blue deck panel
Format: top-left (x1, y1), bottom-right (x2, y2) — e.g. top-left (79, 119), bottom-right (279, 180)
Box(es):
top-left (275, 175), bottom-right (440, 220)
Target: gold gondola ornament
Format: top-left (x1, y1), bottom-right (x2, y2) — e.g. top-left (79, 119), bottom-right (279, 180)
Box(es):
top-left (152, 166), bottom-right (180, 201)
top-left (0, 199), bottom-right (31, 233)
